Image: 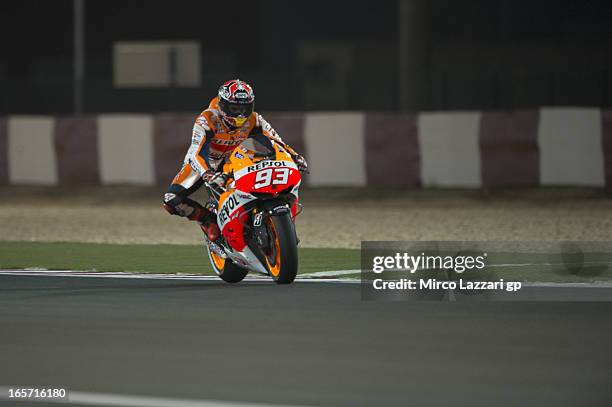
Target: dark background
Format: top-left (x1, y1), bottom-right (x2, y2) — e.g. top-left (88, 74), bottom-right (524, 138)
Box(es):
top-left (1, 0), bottom-right (611, 114)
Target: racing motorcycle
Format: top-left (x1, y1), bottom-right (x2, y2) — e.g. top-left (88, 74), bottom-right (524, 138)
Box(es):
top-left (203, 136), bottom-right (303, 284)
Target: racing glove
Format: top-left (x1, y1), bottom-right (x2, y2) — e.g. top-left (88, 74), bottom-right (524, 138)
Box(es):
top-left (202, 170), bottom-right (216, 182)
top-left (294, 154), bottom-right (309, 174)
top-left (203, 171), bottom-right (228, 189)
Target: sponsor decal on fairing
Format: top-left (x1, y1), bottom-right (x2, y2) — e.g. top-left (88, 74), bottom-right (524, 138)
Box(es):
top-left (217, 191), bottom-right (257, 230)
top-left (233, 160), bottom-right (298, 181)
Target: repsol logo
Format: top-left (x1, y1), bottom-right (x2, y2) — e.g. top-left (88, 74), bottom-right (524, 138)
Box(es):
top-left (247, 161), bottom-right (284, 173)
top-left (219, 194), bottom-right (240, 224)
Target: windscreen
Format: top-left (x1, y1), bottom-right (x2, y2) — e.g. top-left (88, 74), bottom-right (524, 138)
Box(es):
top-left (238, 138), bottom-right (275, 159)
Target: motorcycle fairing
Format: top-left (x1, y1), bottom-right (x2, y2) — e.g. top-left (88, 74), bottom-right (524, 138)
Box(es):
top-left (233, 159), bottom-right (297, 180)
top-left (217, 189), bottom-right (257, 251)
top-left (225, 244), bottom-right (269, 275)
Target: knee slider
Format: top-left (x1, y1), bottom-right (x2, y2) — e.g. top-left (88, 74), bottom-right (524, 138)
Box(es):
top-left (163, 192), bottom-right (187, 216)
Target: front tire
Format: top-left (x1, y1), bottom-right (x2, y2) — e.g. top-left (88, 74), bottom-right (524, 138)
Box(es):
top-left (207, 247), bottom-right (248, 283)
top-left (264, 213), bottom-right (299, 284)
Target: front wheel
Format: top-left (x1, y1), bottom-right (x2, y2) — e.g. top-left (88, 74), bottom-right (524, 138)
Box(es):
top-left (207, 247), bottom-right (248, 283)
top-left (263, 213), bottom-right (299, 284)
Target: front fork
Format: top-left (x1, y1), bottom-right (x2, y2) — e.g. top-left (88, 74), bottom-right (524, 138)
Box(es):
top-left (254, 197), bottom-right (299, 247)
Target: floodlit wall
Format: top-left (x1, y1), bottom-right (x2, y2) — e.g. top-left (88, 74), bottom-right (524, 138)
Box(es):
top-left (1, 107), bottom-right (611, 188)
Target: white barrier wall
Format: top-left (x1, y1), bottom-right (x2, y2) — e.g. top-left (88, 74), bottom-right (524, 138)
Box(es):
top-left (418, 112), bottom-right (482, 187)
top-left (97, 115), bottom-right (155, 185)
top-left (8, 116), bottom-right (58, 185)
top-left (538, 108), bottom-right (604, 186)
top-left (1, 107), bottom-right (610, 188)
top-left (304, 112), bottom-right (366, 187)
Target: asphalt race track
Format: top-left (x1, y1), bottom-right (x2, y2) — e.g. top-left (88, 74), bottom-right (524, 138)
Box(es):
top-left (1, 275), bottom-right (612, 407)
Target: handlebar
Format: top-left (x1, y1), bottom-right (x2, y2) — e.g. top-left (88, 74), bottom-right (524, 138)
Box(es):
top-left (204, 172), bottom-right (228, 199)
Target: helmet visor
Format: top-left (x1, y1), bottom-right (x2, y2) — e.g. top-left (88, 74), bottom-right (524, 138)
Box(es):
top-left (226, 103), bottom-right (253, 117)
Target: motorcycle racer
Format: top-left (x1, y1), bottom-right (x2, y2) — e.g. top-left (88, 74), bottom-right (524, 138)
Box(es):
top-left (163, 79), bottom-right (307, 241)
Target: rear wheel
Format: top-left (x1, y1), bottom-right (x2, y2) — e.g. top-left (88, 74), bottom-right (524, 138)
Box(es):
top-left (263, 213), bottom-right (299, 284)
top-left (207, 247), bottom-right (248, 283)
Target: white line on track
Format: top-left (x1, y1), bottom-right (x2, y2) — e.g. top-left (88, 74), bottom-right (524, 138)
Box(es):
top-left (477, 261), bottom-right (611, 267)
top-left (0, 389), bottom-right (310, 407)
top-left (299, 261), bottom-right (612, 278)
top-left (1, 270), bottom-right (612, 288)
top-left (298, 269), bottom-right (360, 277)
top-left (0, 269), bottom-right (359, 284)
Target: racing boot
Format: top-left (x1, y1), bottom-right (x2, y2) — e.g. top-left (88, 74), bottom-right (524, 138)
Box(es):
top-left (200, 214), bottom-right (220, 242)
top-left (189, 207), bottom-right (220, 242)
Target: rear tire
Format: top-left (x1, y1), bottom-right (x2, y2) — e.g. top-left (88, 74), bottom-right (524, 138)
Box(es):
top-left (265, 214), bottom-right (299, 284)
top-left (207, 247), bottom-right (248, 283)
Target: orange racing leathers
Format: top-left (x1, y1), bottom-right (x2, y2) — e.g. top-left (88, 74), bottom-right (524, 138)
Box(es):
top-left (162, 97), bottom-right (300, 227)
